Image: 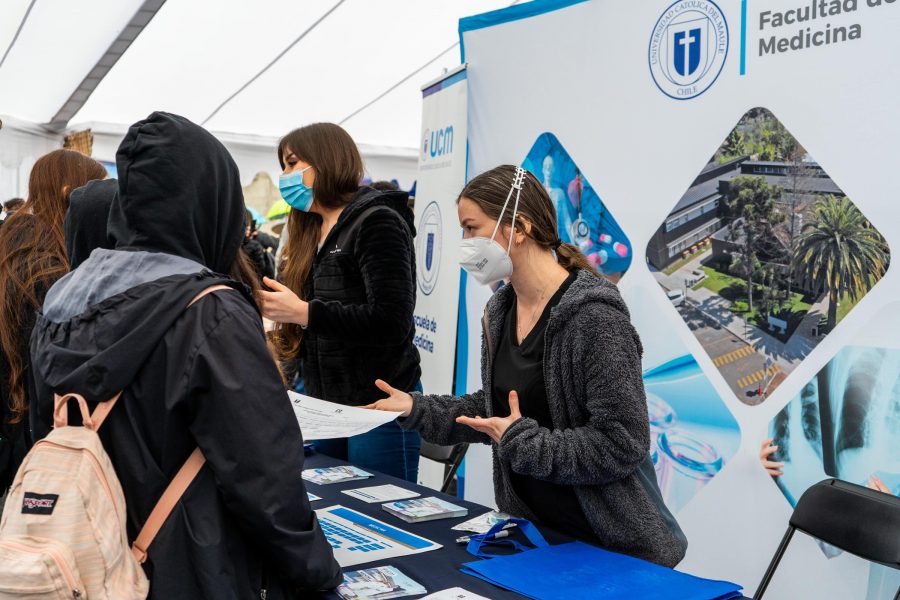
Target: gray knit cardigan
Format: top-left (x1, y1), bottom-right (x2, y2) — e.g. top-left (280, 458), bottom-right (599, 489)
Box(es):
top-left (402, 269), bottom-right (688, 567)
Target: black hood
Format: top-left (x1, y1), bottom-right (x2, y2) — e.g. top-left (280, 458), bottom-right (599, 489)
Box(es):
top-left (338, 186), bottom-right (415, 236)
top-left (65, 178), bottom-right (117, 269)
top-left (109, 112), bottom-right (245, 273)
top-left (32, 265), bottom-right (247, 404)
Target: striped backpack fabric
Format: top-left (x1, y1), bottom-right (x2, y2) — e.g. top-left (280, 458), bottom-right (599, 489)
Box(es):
top-left (0, 392), bottom-right (149, 599)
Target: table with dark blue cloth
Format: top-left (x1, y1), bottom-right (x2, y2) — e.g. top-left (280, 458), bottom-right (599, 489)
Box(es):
top-left (305, 452), bottom-right (563, 599)
top-left (305, 452), bottom-right (749, 599)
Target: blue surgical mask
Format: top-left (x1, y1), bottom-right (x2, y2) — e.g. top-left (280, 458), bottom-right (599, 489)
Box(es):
top-left (279, 166), bottom-right (314, 212)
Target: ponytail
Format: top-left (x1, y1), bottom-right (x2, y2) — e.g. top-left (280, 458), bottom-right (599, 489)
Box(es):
top-left (555, 241), bottom-right (600, 277)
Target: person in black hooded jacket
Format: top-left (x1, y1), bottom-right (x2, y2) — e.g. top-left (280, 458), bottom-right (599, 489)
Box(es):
top-left (261, 122), bottom-right (422, 482)
top-left (64, 177), bottom-right (118, 269)
top-left (29, 112), bottom-right (341, 599)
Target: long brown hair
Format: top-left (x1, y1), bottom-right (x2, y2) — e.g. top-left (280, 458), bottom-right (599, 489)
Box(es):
top-left (0, 149), bottom-right (106, 424)
top-left (459, 164), bottom-right (600, 276)
top-left (273, 123), bottom-right (364, 360)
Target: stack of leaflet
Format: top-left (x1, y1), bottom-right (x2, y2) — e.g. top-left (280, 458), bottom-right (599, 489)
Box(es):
top-left (303, 466), bottom-right (373, 485)
top-left (336, 566), bottom-right (426, 599)
top-left (461, 541), bottom-right (743, 600)
top-left (382, 497), bottom-right (468, 523)
top-left (342, 484), bottom-right (420, 504)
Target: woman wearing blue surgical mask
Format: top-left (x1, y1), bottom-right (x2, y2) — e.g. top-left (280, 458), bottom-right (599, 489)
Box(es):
top-left (260, 122), bottom-right (422, 482)
top-left (367, 165), bottom-right (687, 567)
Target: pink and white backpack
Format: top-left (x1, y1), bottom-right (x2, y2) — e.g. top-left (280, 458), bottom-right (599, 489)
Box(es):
top-left (0, 285), bottom-right (228, 599)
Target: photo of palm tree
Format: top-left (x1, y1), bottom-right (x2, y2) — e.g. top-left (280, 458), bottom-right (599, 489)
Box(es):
top-left (647, 108), bottom-right (890, 405)
top-left (793, 196), bottom-right (889, 333)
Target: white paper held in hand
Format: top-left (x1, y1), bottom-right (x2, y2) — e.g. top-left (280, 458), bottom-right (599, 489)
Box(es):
top-left (289, 391), bottom-right (402, 440)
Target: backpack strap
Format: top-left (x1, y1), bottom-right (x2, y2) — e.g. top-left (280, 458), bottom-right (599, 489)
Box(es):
top-left (59, 284), bottom-right (232, 563)
top-left (88, 284), bottom-right (234, 430)
top-left (88, 391), bottom-right (122, 430)
top-left (53, 392), bottom-right (95, 429)
top-left (131, 447), bottom-right (205, 563)
top-left (129, 284), bottom-right (233, 563)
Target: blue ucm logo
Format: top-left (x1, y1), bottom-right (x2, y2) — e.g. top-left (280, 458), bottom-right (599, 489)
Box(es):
top-left (649, 0), bottom-right (728, 100)
top-left (416, 202), bottom-right (442, 295)
top-left (422, 126), bottom-right (454, 161)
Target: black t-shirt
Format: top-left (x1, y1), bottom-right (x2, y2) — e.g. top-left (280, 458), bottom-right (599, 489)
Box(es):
top-left (491, 271), bottom-right (600, 545)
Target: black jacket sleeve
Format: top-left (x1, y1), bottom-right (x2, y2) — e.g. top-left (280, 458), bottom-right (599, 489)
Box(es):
top-left (306, 208), bottom-right (415, 345)
top-left (187, 296), bottom-right (342, 591)
top-left (497, 305), bottom-right (650, 485)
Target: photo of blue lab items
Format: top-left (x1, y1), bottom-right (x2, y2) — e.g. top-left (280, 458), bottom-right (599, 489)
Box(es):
top-left (643, 354), bottom-right (741, 515)
top-left (521, 132), bottom-right (632, 277)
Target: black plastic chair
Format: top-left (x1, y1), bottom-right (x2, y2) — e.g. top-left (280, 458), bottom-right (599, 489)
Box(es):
top-left (419, 441), bottom-right (468, 494)
top-left (755, 478), bottom-right (900, 599)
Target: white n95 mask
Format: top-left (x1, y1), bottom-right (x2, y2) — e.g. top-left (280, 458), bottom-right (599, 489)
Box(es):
top-left (459, 167), bottom-right (526, 286)
top-left (459, 236), bottom-right (514, 285)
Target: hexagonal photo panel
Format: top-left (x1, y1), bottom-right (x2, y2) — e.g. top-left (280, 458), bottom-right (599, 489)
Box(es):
top-left (521, 132), bottom-right (633, 282)
top-left (647, 108), bottom-right (890, 405)
top-left (764, 304), bottom-right (900, 596)
top-left (629, 291), bottom-right (741, 515)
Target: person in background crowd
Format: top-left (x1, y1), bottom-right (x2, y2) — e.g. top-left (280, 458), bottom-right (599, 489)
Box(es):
top-left (0, 150), bottom-right (105, 493)
top-left (371, 180), bottom-right (399, 192)
top-left (0, 198), bottom-right (25, 226)
top-left (64, 178), bottom-right (118, 269)
top-left (243, 209), bottom-right (275, 280)
top-left (261, 122), bottom-right (422, 482)
top-left (4, 198), bottom-right (25, 215)
top-left (29, 112), bottom-right (340, 598)
top-left (367, 165), bottom-right (687, 567)
top-left (255, 224), bottom-right (279, 255)
top-left (0, 198), bottom-right (25, 228)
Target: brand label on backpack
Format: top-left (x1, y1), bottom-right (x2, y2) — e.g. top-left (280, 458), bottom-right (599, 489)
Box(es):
top-left (21, 492), bottom-right (59, 515)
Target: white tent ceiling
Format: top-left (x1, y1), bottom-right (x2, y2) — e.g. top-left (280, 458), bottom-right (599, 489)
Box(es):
top-left (0, 0), bottom-right (512, 150)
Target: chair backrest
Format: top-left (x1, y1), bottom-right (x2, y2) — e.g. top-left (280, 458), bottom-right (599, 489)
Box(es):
top-left (791, 479), bottom-right (899, 569)
top-left (420, 440), bottom-right (456, 463)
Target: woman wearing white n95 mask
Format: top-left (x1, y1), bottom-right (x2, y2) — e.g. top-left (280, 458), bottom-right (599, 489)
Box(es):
top-left (367, 165), bottom-right (687, 567)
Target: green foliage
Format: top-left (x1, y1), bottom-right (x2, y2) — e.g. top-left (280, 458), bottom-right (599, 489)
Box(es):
top-left (724, 176), bottom-right (786, 312)
top-left (718, 129), bottom-right (745, 163)
top-left (716, 108), bottom-right (805, 164)
top-left (792, 195), bottom-right (890, 330)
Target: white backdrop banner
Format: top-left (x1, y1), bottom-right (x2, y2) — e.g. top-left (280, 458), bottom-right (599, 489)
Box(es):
top-left (413, 66), bottom-right (467, 395)
top-left (457, 1), bottom-right (900, 598)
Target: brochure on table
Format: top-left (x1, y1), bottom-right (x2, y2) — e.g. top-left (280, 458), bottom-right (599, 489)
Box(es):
top-left (337, 566), bottom-right (426, 600)
top-left (316, 505), bottom-right (441, 568)
top-left (382, 497), bottom-right (468, 523)
top-left (303, 466), bottom-right (373, 485)
top-left (342, 484), bottom-right (420, 504)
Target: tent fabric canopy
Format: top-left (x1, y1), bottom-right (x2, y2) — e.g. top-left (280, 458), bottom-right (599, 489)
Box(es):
top-left (0, 0), bottom-right (511, 150)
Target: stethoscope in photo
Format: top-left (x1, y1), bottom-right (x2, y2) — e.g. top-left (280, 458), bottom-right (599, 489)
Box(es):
top-left (569, 169), bottom-right (591, 245)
